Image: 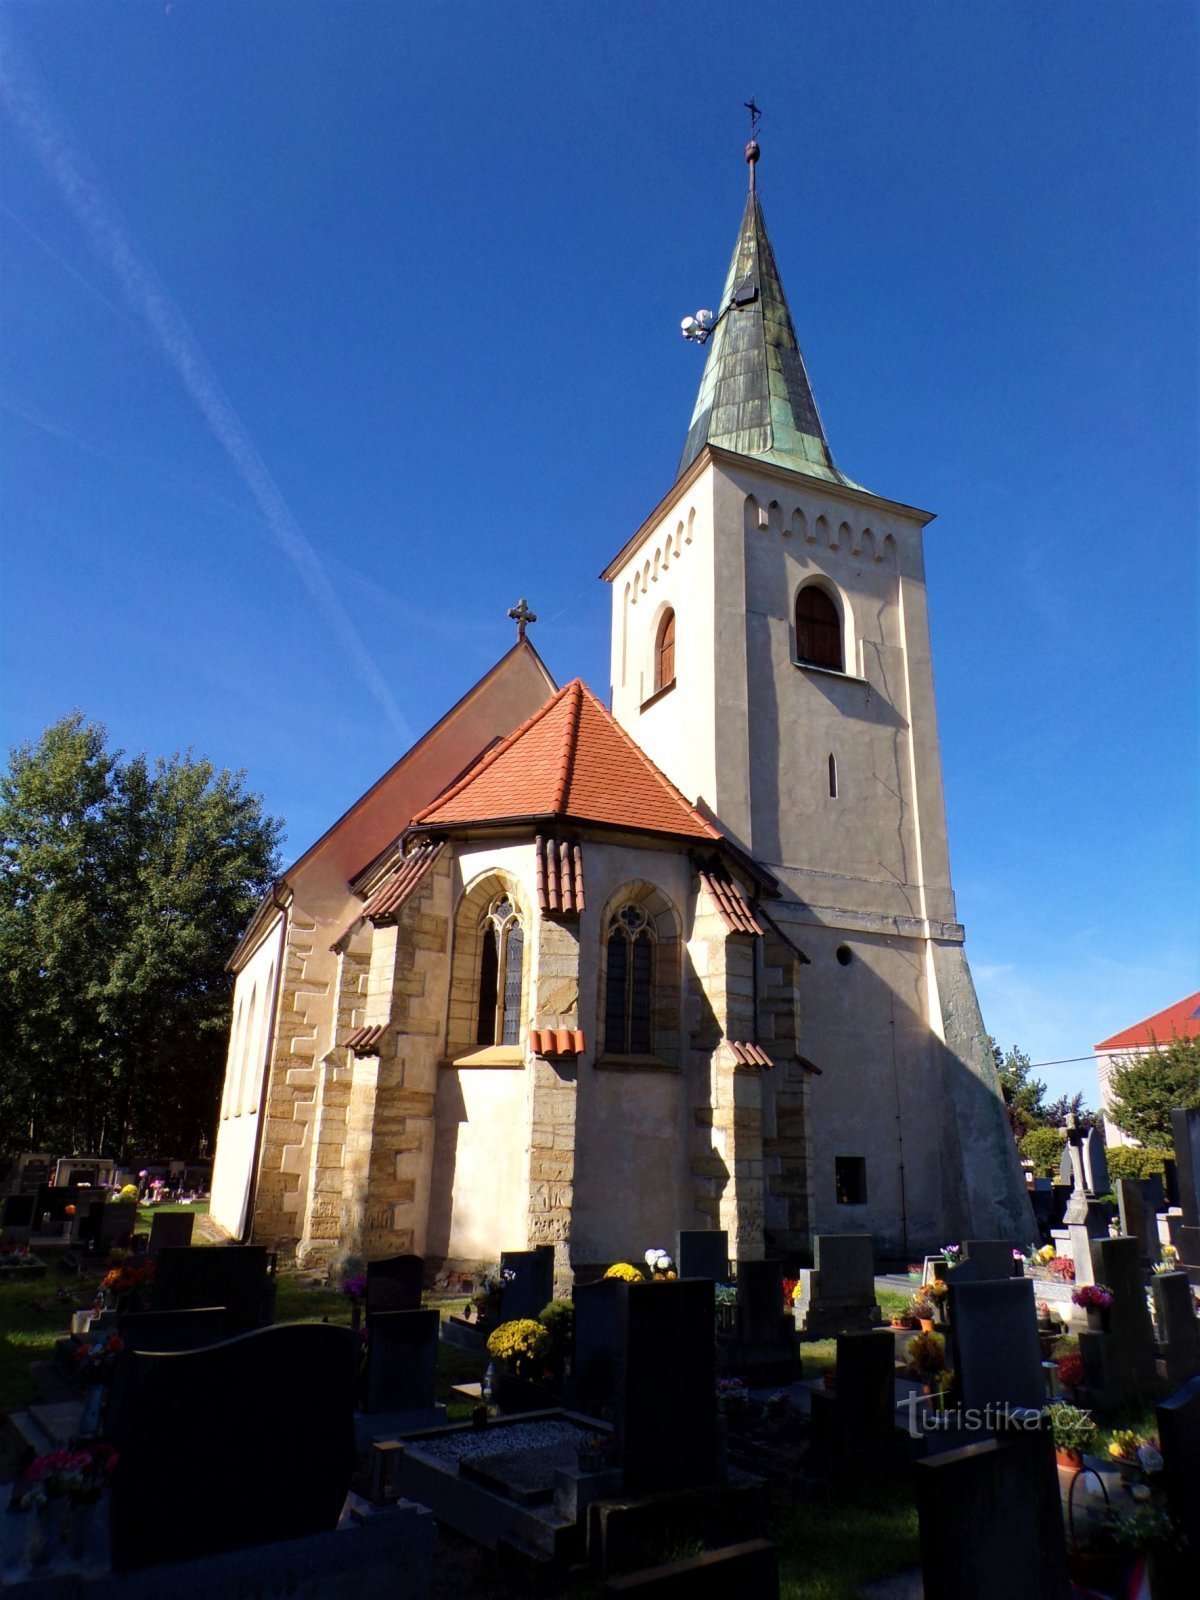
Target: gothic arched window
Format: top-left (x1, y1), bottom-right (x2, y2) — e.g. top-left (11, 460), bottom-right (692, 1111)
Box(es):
top-left (654, 609), bottom-right (676, 694)
top-left (604, 904), bottom-right (654, 1054)
top-left (795, 585), bottom-right (843, 672)
top-left (476, 895), bottom-right (524, 1047)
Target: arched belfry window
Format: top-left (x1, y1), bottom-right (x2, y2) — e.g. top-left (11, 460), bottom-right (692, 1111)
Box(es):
top-left (604, 904), bottom-right (654, 1054)
top-left (654, 609), bottom-right (676, 694)
top-left (795, 585), bottom-right (843, 672)
top-left (476, 895), bottom-right (524, 1047)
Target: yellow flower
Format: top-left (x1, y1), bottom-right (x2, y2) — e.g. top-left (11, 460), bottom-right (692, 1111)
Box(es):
top-left (603, 1262), bottom-right (646, 1283)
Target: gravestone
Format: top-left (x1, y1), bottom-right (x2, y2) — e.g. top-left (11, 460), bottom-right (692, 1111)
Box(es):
top-left (1156, 1374), bottom-right (1200, 1585)
top-left (109, 1322), bottom-right (358, 1572)
top-left (1140, 1173), bottom-right (1166, 1215)
top-left (1081, 1127), bottom-right (1108, 1197)
top-left (363, 1308), bottom-right (439, 1416)
top-left (1163, 1154), bottom-right (1180, 1210)
top-left (0, 1193), bottom-right (35, 1239)
top-left (573, 1277), bottom-right (621, 1419)
top-left (365, 1252), bottom-right (424, 1314)
top-left (151, 1244), bottom-right (272, 1335)
top-left (1046, 1185), bottom-right (1069, 1231)
top-left (147, 1210), bottom-right (195, 1254)
top-left (1115, 1179), bottom-right (1153, 1263)
top-left (1171, 1108), bottom-right (1200, 1227)
top-left (915, 1415), bottom-right (1068, 1600)
top-left (118, 1306), bottom-right (228, 1352)
top-left (1078, 1235), bottom-right (1157, 1412)
top-left (811, 1328), bottom-right (896, 1477)
top-left (89, 1200), bottom-right (136, 1252)
top-left (794, 1234), bottom-right (880, 1336)
top-left (613, 1278), bottom-right (717, 1495)
top-left (32, 1185), bottom-right (76, 1230)
top-left (961, 1239), bottom-right (1018, 1280)
top-left (677, 1229), bottom-right (729, 1283)
top-left (727, 1259), bottom-right (797, 1378)
top-left (499, 1246), bottom-right (555, 1322)
top-left (1152, 1272), bottom-right (1200, 1389)
top-left (950, 1279), bottom-right (1045, 1414)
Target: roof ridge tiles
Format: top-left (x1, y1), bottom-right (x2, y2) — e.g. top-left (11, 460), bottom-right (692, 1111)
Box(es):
top-left (552, 680), bottom-right (583, 814)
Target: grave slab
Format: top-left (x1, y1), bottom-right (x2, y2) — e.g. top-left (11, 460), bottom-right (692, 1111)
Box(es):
top-left (1078, 1235), bottom-right (1157, 1414)
top-left (1115, 1178), bottom-right (1153, 1263)
top-left (365, 1253), bottom-right (424, 1314)
top-left (1171, 1108), bottom-right (1200, 1228)
top-left (614, 1278), bottom-right (717, 1495)
top-left (677, 1230), bottom-right (729, 1283)
top-left (961, 1239), bottom-right (1018, 1280)
top-left (794, 1234), bottom-right (879, 1336)
top-left (146, 1210), bottom-right (194, 1255)
top-left (950, 1278), bottom-right (1045, 1414)
top-left (364, 1307), bottom-right (439, 1415)
top-left (499, 1246), bottom-right (555, 1323)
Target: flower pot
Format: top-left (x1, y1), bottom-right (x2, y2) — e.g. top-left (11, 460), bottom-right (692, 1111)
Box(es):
top-left (1055, 1447), bottom-right (1083, 1471)
top-left (919, 1318), bottom-right (935, 1333)
top-left (1086, 1307), bottom-right (1108, 1332)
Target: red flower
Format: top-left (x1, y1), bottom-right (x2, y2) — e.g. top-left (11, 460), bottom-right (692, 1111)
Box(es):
top-left (1057, 1351), bottom-right (1084, 1389)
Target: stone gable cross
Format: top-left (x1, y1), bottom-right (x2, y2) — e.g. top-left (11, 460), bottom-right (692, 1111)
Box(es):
top-left (508, 598), bottom-right (537, 641)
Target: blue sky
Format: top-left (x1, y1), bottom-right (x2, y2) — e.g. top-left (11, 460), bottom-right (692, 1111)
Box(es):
top-left (2, 1), bottom-right (1196, 1108)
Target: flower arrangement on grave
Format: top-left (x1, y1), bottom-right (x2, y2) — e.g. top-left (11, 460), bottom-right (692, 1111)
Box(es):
top-left (18, 1446), bottom-right (118, 1510)
top-left (716, 1377), bottom-right (749, 1408)
top-left (782, 1277), bottom-right (799, 1310)
top-left (603, 1262), bottom-right (646, 1283)
top-left (537, 1299), bottom-right (573, 1375)
top-left (340, 1273), bottom-right (366, 1305)
top-left (1096, 1503), bottom-right (1182, 1557)
top-left (1153, 1245), bottom-right (1180, 1275)
top-left (904, 1330), bottom-right (948, 1383)
top-left (1044, 1255), bottom-right (1076, 1282)
top-left (486, 1318), bottom-right (551, 1379)
top-left (1106, 1430), bottom-right (1163, 1474)
top-left (908, 1291), bottom-right (936, 1327)
top-left (925, 1279), bottom-right (949, 1302)
top-left (1044, 1400), bottom-right (1096, 1463)
top-left (1071, 1284), bottom-right (1113, 1312)
top-left (64, 1204), bottom-right (76, 1219)
top-left (117, 1184), bottom-right (138, 1203)
top-left (714, 1283), bottom-right (737, 1307)
top-left (73, 1335), bottom-right (123, 1380)
top-left (101, 1257), bottom-right (154, 1311)
top-left (1056, 1349), bottom-right (1085, 1392)
top-left (643, 1248), bottom-right (677, 1280)
top-left (940, 1244), bottom-right (961, 1264)
top-left (466, 1265), bottom-right (509, 1322)
top-left (0, 1244), bottom-right (42, 1272)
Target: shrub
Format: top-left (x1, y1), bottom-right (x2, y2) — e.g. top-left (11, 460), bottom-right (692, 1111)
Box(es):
top-left (1020, 1126), bottom-right (1066, 1178)
top-left (905, 1331), bottom-right (948, 1380)
top-left (1045, 1401), bottom-right (1096, 1455)
top-left (603, 1262), bottom-right (645, 1283)
top-left (117, 1184), bottom-right (138, 1203)
top-left (486, 1318), bottom-right (551, 1378)
top-left (1105, 1146), bottom-right (1172, 1182)
top-left (538, 1299), bottom-right (573, 1370)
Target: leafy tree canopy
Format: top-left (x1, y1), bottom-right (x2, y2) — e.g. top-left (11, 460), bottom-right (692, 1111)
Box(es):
top-left (0, 713), bottom-right (282, 1161)
top-left (1108, 1036), bottom-right (1200, 1148)
top-left (990, 1038), bottom-right (1098, 1147)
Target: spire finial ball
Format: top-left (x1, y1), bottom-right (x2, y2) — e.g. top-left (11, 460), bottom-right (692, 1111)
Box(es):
top-left (745, 138), bottom-right (760, 166)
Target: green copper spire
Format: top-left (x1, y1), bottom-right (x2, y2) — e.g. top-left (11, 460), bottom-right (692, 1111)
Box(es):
top-left (678, 156), bottom-right (858, 487)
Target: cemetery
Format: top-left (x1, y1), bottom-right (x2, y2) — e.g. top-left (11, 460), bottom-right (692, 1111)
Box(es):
top-left (2, 1119), bottom-right (1199, 1598)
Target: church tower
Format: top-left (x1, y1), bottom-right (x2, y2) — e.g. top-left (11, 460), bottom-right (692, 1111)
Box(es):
top-left (603, 139), bottom-right (1033, 1253)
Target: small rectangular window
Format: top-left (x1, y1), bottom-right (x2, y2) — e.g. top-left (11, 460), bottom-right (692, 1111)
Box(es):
top-left (835, 1156), bottom-right (867, 1205)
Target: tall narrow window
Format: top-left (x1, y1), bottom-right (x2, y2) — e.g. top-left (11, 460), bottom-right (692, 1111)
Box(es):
top-left (604, 904), bottom-right (654, 1054)
top-left (828, 753), bottom-right (838, 798)
top-left (795, 586), bottom-right (843, 671)
top-left (475, 895), bottom-right (523, 1047)
top-left (654, 609), bottom-right (676, 693)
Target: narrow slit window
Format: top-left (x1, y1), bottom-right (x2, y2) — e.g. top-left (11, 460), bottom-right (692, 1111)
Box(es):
top-left (835, 1156), bottom-right (867, 1205)
top-left (795, 586), bottom-right (843, 671)
top-left (828, 753), bottom-right (837, 798)
top-left (476, 895), bottom-right (523, 1047)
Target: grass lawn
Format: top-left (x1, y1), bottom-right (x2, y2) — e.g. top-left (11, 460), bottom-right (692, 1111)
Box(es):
top-left (775, 1478), bottom-right (919, 1600)
top-left (134, 1199), bottom-right (211, 1238)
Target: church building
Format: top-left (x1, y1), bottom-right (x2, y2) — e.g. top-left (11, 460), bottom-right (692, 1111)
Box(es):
top-left (209, 141), bottom-right (1033, 1280)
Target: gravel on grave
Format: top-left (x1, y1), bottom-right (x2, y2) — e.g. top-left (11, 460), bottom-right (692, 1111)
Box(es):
top-left (411, 1419), bottom-right (589, 1465)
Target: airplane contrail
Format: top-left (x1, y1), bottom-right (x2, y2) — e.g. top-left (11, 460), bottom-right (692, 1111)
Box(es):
top-left (0, 27), bottom-right (411, 742)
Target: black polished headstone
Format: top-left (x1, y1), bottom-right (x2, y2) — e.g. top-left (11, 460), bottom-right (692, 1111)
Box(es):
top-left (614, 1278), bottom-right (716, 1495)
top-left (499, 1246), bottom-right (555, 1322)
top-left (950, 1279), bottom-right (1045, 1413)
top-left (109, 1322), bottom-right (358, 1572)
top-left (364, 1252), bottom-right (424, 1314)
top-left (1156, 1374), bottom-right (1200, 1583)
top-left (961, 1240), bottom-right (1018, 1280)
top-left (811, 1328), bottom-right (897, 1477)
top-left (915, 1417), bottom-right (1068, 1600)
top-left (1163, 1155), bottom-right (1180, 1210)
top-left (151, 1245), bottom-right (271, 1335)
top-left (1153, 1272), bottom-right (1200, 1389)
top-left (364, 1308), bottom-right (439, 1414)
top-left (1079, 1235), bottom-right (1157, 1412)
top-left (572, 1277), bottom-right (621, 1419)
top-left (735, 1260), bottom-right (788, 1346)
top-left (1140, 1173), bottom-right (1166, 1215)
top-left (1115, 1179), bottom-right (1153, 1263)
top-left (677, 1230), bottom-right (729, 1283)
top-left (1172, 1109), bottom-right (1200, 1229)
top-left (0, 1194), bottom-right (35, 1229)
top-left (147, 1210), bottom-right (195, 1255)
top-left (118, 1306), bottom-right (228, 1352)
top-left (92, 1201), bottom-right (136, 1252)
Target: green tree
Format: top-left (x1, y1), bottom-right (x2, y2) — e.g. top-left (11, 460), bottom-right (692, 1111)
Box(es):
top-left (1108, 1037), bottom-right (1200, 1147)
top-left (991, 1040), bottom-right (1048, 1139)
top-left (1020, 1124), bottom-right (1067, 1178)
top-left (0, 713), bottom-right (282, 1160)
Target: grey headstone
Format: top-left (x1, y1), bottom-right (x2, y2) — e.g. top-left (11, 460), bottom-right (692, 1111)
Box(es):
top-left (1079, 1236), bottom-right (1157, 1412)
top-left (1115, 1179), bottom-right (1153, 1263)
top-left (735, 1259), bottom-right (790, 1349)
top-left (1057, 1143), bottom-right (1073, 1186)
top-left (950, 1279), bottom-right (1045, 1413)
top-left (364, 1308), bottom-right (439, 1414)
top-left (1156, 1374), bottom-right (1200, 1575)
top-left (109, 1322), bottom-right (358, 1572)
top-left (814, 1234), bottom-right (875, 1299)
top-left (1082, 1129), bottom-right (1109, 1197)
top-left (1152, 1272), bottom-right (1200, 1389)
top-left (677, 1229), bottom-right (729, 1283)
top-left (915, 1419), bottom-right (1069, 1600)
top-left (151, 1245), bottom-right (272, 1335)
top-left (118, 1307), bottom-right (228, 1352)
top-left (811, 1328), bottom-right (897, 1475)
top-left (961, 1240), bottom-right (1018, 1280)
top-left (1163, 1155), bottom-right (1180, 1210)
top-left (365, 1253), bottom-right (424, 1314)
top-left (147, 1210), bottom-right (195, 1255)
top-left (572, 1277), bottom-right (621, 1419)
top-left (499, 1246), bottom-right (555, 1323)
top-left (613, 1278), bottom-right (717, 1495)
top-left (1171, 1108), bottom-right (1200, 1228)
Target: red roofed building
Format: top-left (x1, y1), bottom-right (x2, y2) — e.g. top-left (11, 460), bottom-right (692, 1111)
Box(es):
top-left (1094, 993), bottom-right (1200, 1147)
top-left (211, 139), bottom-right (1033, 1277)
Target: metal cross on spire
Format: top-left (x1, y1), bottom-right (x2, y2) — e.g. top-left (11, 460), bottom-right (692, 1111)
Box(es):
top-left (744, 98), bottom-right (762, 138)
top-left (508, 598), bottom-right (537, 641)
top-left (743, 98), bottom-right (762, 190)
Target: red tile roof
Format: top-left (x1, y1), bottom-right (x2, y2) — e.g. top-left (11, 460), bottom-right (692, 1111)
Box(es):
top-left (411, 680), bottom-right (722, 842)
top-left (1095, 992), bottom-right (1200, 1052)
top-left (361, 840), bottom-right (445, 922)
top-left (536, 834), bottom-right (586, 914)
top-left (698, 866), bottom-right (763, 935)
top-left (530, 1028), bottom-right (586, 1059)
top-left (345, 1024), bottom-right (387, 1056)
top-left (729, 1041), bottom-right (774, 1069)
